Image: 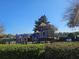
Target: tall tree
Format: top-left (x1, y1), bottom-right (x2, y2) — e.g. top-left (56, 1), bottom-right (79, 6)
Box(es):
top-left (0, 23), bottom-right (4, 34)
top-left (33, 15), bottom-right (57, 39)
top-left (33, 15), bottom-right (49, 32)
top-left (64, 0), bottom-right (79, 27)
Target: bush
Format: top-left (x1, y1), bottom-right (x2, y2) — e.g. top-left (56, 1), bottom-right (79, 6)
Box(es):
top-left (0, 44), bottom-right (45, 59)
top-left (45, 42), bottom-right (79, 59)
top-left (0, 42), bottom-right (79, 59)
top-left (0, 38), bottom-right (16, 44)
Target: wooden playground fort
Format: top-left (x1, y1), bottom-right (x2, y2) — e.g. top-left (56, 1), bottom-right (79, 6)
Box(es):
top-left (16, 25), bottom-right (55, 44)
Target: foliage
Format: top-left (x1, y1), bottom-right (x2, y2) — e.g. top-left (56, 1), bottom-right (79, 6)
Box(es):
top-left (0, 42), bottom-right (79, 59)
top-left (64, 0), bottom-right (79, 27)
top-left (0, 38), bottom-right (16, 44)
top-left (0, 24), bottom-right (4, 34)
top-left (0, 44), bottom-right (44, 59)
top-left (45, 42), bottom-right (79, 59)
top-left (33, 15), bottom-right (57, 32)
top-left (33, 15), bottom-right (49, 32)
top-left (67, 33), bottom-right (75, 38)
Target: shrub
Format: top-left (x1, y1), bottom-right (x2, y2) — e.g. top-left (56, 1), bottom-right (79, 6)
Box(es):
top-left (45, 42), bottom-right (79, 59)
top-left (0, 42), bottom-right (79, 59)
top-left (0, 44), bottom-right (45, 59)
top-left (0, 38), bottom-right (15, 44)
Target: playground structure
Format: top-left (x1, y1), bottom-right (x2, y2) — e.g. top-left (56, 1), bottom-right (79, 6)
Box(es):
top-left (15, 32), bottom-right (54, 44)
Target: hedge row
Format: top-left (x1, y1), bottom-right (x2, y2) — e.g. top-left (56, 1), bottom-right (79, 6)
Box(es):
top-left (45, 42), bottom-right (79, 59)
top-left (0, 44), bottom-right (45, 59)
top-left (0, 38), bottom-right (15, 44)
top-left (0, 42), bottom-right (79, 59)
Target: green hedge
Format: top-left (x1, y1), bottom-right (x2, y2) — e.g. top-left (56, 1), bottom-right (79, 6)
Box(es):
top-left (0, 44), bottom-right (45, 59)
top-left (45, 42), bottom-right (79, 59)
top-left (0, 38), bottom-right (15, 44)
top-left (0, 42), bottom-right (79, 59)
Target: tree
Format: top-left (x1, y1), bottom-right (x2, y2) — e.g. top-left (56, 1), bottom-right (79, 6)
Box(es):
top-left (64, 0), bottom-right (79, 27)
top-left (33, 15), bottom-right (49, 32)
top-left (33, 15), bottom-right (57, 42)
top-left (33, 15), bottom-right (57, 32)
top-left (0, 23), bottom-right (4, 34)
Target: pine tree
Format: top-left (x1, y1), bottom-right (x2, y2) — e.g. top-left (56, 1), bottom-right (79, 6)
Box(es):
top-left (33, 15), bottom-right (49, 32)
top-left (33, 15), bottom-right (57, 39)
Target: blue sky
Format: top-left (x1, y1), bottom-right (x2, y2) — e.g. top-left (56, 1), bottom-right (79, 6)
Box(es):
top-left (0, 0), bottom-right (78, 34)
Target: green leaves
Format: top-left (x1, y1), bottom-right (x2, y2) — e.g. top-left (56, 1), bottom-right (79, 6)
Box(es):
top-left (1, 42), bottom-right (79, 59)
top-left (0, 44), bottom-right (44, 59)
